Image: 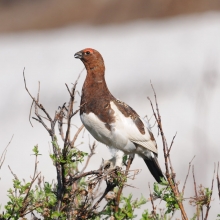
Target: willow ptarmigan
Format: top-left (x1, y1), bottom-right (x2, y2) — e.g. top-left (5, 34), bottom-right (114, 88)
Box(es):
top-left (74, 48), bottom-right (164, 183)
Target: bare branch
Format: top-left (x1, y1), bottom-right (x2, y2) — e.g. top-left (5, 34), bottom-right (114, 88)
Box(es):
top-left (23, 68), bottom-right (63, 212)
top-left (21, 151), bottom-right (41, 214)
top-left (182, 156), bottom-right (195, 196)
top-left (71, 124), bottom-right (84, 148)
top-left (217, 162), bottom-right (220, 200)
top-left (57, 103), bottom-right (67, 142)
top-left (32, 116), bottom-right (51, 134)
top-left (148, 82), bottom-right (188, 220)
top-left (0, 134), bottom-right (14, 170)
top-left (192, 165), bottom-right (199, 220)
top-left (29, 100), bottom-right (34, 127)
top-left (115, 156), bottom-right (133, 212)
top-left (65, 83), bottom-right (73, 98)
top-left (80, 141), bottom-right (96, 174)
top-left (167, 132), bottom-right (177, 157)
top-left (64, 81), bottom-right (78, 150)
top-left (70, 105), bottom-right (83, 119)
top-left (67, 169), bottom-right (102, 185)
top-left (21, 202), bottom-right (43, 217)
top-left (204, 163), bottom-right (216, 220)
top-left (63, 72), bottom-right (84, 159)
top-left (8, 165), bottom-right (19, 180)
top-left (23, 69), bottom-right (52, 122)
top-left (37, 81), bottom-right (40, 103)
top-left (148, 183), bottom-right (156, 217)
top-left (91, 180), bottom-right (115, 211)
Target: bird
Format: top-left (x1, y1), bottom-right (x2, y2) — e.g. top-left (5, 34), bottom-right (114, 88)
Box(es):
top-left (74, 48), bottom-right (164, 183)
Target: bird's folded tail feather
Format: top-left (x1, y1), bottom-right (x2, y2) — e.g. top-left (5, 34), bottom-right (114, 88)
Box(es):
top-left (143, 156), bottom-right (165, 183)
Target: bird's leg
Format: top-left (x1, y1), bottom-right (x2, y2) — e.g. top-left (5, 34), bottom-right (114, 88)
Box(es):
top-left (101, 157), bottom-right (116, 171)
top-left (102, 151), bottom-right (134, 170)
top-left (125, 154), bottom-right (135, 172)
top-left (114, 150), bottom-right (124, 167)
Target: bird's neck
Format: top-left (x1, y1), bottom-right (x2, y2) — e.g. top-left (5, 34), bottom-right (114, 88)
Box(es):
top-left (81, 67), bottom-right (112, 104)
top-left (85, 67), bottom-right (105, 84)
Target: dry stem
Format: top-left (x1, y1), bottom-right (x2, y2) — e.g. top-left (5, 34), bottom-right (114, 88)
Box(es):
top-left (115, 156), bottom-right (133, 212)
top-left (192, 166), bottom-right (199, 220)
top-left (148, 82), bottom-right (188, 220)
top-left (0, 134), bottom-right (14, 170)
top-left (182, 156), bottom-right (195, 196)
top-left (204, 164), bottom-right (216, 220)
top-left (148, 183), bottom-right (157, 217)
top-left (217, 162), bottom-right (220, 200)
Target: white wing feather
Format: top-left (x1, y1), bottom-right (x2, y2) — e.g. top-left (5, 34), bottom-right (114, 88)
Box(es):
top-left (110, 101), bottom-right (158, 154)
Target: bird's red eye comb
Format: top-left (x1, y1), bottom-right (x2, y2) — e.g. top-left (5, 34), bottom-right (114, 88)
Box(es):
top-left (83, 48), bottom-right (94, 54)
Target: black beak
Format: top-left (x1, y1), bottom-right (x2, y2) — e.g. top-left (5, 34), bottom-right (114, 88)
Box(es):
top-left (74, 51), bottom-right (83, 59)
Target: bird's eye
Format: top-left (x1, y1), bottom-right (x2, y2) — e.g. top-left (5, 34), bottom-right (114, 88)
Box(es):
top-left (86, 51), bottom-right (90, 55)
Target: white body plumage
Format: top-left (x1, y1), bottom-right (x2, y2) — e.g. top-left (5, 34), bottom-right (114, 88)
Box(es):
top-left (80, 101), bottom-right (157, 166)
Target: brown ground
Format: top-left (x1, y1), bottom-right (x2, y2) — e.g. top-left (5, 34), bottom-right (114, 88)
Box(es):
top-left (0, 0), bottom-right (219, 33)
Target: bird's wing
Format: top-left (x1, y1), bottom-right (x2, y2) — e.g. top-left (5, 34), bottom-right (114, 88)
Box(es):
top-left (111, 100), bottom-right (158, 154)
top-left (123, 117), bottom-right (158, 154)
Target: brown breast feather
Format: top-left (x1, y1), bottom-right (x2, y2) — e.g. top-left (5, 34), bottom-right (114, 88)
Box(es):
top-left (80, 78), bottom-right (116, 130)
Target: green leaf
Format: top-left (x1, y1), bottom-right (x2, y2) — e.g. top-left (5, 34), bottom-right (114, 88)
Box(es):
top-left (32, 145), bottom-right (41, 156)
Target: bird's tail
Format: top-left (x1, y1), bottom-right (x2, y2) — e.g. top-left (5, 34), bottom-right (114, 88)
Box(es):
top-left (143, 156), bottom-right (165, 183)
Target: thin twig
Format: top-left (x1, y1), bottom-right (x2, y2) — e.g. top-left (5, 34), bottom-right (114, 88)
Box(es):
top-left (29, 100), bottom-right (34, 127)
top-left (204, 163), bottom-right (216, 220)
top-left (61, 81), bottom-right (80, 202)
top-left (67, 169), bottom-right (102, 186)
top-left (93, 179), bottom-right (104, 200)
top-left (92, 181), bottom-right (115, 211)
top-left (23, 69), bottom-right (52, 122)
top-left (115, 156), bottom-right (133, 212)
top-left (70, 105), bottom-right (85, 119)
top-left (23, 68), bottom-right (63, 213)
top-left (65, 83), bottom-right (73, 98)
top-left (167, 132), bottom-right (177, 157)
top-left (21, 153), bottom-right (41, 213)
top-left (217, 162), bottom-right (220, 200)
top-left (37, 81), bottom-right (40, 102)
top-left (148, 82), bottom-right (188, 220)
top-left (182, 156), bottom-right (195, 195)
top-left (64, 81), bottom-right (78, 150)
top-left (148, 183), bottom-right (156, 217)
top-left (8, 165), bottom-right (19, 180)
top-left (80, 141), bottom-right (96, 174)
top-left (71, 124), bottom-right (84, 148)
top-left (0, 134), bottom-right (14, 169)
top-left (75, 67), bottom-right (85, 82)
top-left (32, 116), bottom-right (51, 134)
top-left (192, 165), bottom-right (199, 220)
top-left (57, 103), bottom-right (67, 142)
top-left (20, 172), bottom-right (41, 217)
top-left (20, 202), bottom-right (43, 217)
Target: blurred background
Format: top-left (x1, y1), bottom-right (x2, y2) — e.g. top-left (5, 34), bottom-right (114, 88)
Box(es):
top-left (0, 0), bottom-right (220, 218)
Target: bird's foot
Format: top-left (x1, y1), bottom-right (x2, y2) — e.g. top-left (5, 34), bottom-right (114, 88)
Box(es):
top-left (100, 158), bottom-right (123, 175)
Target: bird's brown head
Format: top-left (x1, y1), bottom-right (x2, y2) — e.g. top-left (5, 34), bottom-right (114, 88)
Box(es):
top-left (74, 48), bottom-right (105, 73)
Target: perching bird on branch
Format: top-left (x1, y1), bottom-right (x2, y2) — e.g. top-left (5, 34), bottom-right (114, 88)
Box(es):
top-left (74, 48), bottom-right (164, 183)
